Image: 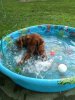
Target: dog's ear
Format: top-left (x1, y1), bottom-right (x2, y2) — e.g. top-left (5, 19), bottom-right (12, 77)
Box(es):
top-left (37, 38), bottom-right (44, 47)
top-left (39, 38), bottom-right (44, 45)
top-left (25, 35), bottom-right (31, 44)
top-left (16, 37), bottom-right (23, 49)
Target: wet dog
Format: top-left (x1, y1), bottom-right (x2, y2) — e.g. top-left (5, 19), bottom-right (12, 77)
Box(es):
top-left (16, 33), bottom-right (46, 64)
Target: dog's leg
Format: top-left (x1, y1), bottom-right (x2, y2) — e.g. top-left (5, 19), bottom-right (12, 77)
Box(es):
top-left (18, 52), bottom-right (31, 65)
top-left (38, 45), bottom-right (47, 60)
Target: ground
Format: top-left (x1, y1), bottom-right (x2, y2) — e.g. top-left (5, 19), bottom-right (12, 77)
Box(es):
top-left (0, 72), bottom-right (75, 100)
top-left (0, 0), bottom-right (75, 100)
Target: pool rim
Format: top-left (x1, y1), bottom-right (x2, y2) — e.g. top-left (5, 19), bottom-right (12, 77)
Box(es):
top-left (0, 24), bottom-right (75, 82)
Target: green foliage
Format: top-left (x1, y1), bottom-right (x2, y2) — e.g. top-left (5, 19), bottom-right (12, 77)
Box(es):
top-left (14, 67), bottom-right (22, 74)
top-left (58, 77), bottom-right (75, 85)
top-left (3, 36), bottom-right (14, 46)
top-left (3, 37), bottom-right (12, 42)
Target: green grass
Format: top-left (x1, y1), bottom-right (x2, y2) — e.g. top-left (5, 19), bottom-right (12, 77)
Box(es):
top-left (0, 0), bottom-right (75, 38)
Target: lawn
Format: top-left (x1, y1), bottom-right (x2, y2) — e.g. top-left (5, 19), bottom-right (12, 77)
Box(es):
top-left (0, 0), bottom-right (75, 38)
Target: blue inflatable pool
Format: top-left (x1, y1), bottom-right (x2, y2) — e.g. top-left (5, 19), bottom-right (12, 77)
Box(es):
top-left (0, 24), bottom-right (75, 92)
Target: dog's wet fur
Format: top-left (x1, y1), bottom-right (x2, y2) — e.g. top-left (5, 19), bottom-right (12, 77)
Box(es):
top-left (16, 33), bottom-right (46, 64)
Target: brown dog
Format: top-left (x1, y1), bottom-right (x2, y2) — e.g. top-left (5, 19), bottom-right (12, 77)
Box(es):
top-left (16, 33), bottom-right (46, 64)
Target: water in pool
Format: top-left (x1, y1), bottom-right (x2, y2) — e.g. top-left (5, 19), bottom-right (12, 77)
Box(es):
top-left (1, 35), bottom-right (75, 79)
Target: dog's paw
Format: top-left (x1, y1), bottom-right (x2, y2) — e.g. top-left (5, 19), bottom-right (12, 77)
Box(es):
top-left (17, 60), bottom-right (24, 65)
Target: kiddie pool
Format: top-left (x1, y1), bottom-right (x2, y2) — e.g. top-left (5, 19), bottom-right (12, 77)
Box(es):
top-left (0, 24), bottom-right (75, 92)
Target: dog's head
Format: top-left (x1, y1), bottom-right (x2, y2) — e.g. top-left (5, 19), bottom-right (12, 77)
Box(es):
top-left (16, 34), bottom-right (44, 51)
top-left (24, 34), bottom-right (44, 54)
top-left (26, 34), bottom-right (44, 47)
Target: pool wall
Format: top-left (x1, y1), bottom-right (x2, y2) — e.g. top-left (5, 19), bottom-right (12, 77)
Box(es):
top-left (0, 24), bottom-right (75, 92)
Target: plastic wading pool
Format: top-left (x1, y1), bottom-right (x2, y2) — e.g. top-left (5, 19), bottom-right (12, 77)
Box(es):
top-left (0, 24), bottom-right (75, 92)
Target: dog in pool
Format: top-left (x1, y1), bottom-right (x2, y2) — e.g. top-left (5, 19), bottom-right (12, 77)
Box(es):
top-left (16, 33), bottom-right (47, 64)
